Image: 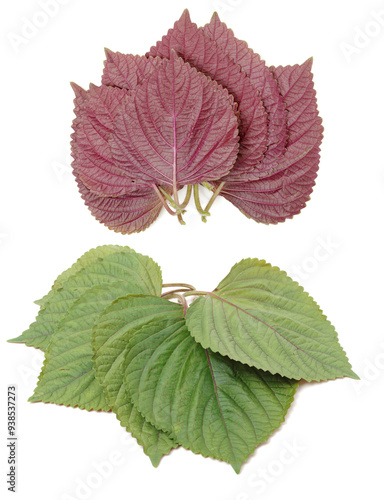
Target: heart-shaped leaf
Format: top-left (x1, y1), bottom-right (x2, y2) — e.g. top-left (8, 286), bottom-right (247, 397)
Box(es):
top-left (148, 10), bottom-right (268, 177)
top-left (186, 259), bottom-right (358, 382)
top-left (110, 51), bottom-right (239, 187)
top-left (116, 296), bottom-right (297, 472)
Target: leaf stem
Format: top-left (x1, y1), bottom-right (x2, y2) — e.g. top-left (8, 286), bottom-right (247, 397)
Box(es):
top-left (193, 182), bottom-right (225, 222)
top-left (156, 185), bottom-right (185, 224)
top-left (162, 283), bottom-right (196, 291)
top-left (203, 181), bottom-right (225, 215)
top-left (161, 288), bottom-right (193, 296)
top-left (193, 184), bottom-right (209, 217)
top-left (177, 213), bottom-right (186, 225)
top-left (162, 292), bottom-right (188, 317)
top-left (152, 185), bottom-right (177, 216)
top-left (179, 185), bottom-right (192, 209)
top-left (158, 186), bottom-right (178, 209)
top-left (202, 181), bottom-right (214, 191)
top-left (159, 186), bottom-right (191, 211)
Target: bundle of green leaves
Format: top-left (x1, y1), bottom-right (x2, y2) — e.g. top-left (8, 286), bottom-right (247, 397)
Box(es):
top-left (9, 246), bottom-right (357, 472)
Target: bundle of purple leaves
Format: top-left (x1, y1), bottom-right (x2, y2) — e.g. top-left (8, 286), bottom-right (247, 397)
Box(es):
top-left (71, 10), bottom-right (323, 234)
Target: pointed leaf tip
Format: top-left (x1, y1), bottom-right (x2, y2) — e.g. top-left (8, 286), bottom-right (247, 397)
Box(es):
top-left (231, 463), bottom-right (241, 474)
top-left (104, 47), bottom-right (114, 61)
top-left (177, 8), bottom-right (192, 26)
top-left (181, 8), bottom-right (191, 20)
top-left (70, 82), bottom-right (85, 97)
top-left (28, 395), bottom-right (40, 403)
top-left (149, 453), bottom-right (164, 467)
top-left (169, 48), bottom-right (179, 60)
top-left (211, 11), bottom-right (220, 22)
top-left (7, 337), bottom-right (23, 344)
top-left (305, 56), bottom-right (314, 70)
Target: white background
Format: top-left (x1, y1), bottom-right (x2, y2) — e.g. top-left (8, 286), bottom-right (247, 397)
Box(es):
top-left (1, 0), bottom-right (383, 499)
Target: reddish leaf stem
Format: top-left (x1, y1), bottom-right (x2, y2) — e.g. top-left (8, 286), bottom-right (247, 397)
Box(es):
top-left (152, 185), bottom-right (177, 216)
